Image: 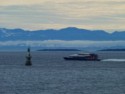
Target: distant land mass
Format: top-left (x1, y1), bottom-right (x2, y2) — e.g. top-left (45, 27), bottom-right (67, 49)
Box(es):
top-left (99, 49), bottom-right (125, 51)
top-left (37, 49), bottom-right (81, 51)
top-left (0, 27), bottom-right (125, 41)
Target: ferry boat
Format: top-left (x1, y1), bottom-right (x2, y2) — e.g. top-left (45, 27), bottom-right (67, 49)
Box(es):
top-left (64, 53), bottom-right (100, 61)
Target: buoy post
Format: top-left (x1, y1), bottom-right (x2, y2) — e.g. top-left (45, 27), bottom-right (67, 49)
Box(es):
top-left (25, 47), bottom-right (32, 66)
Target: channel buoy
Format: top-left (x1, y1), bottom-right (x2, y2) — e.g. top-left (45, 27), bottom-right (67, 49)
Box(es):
top-left (25, 47), bottom-right (32, 66)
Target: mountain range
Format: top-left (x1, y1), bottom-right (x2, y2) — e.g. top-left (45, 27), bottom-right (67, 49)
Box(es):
top-left (0, 27), bottom-right (125, 41)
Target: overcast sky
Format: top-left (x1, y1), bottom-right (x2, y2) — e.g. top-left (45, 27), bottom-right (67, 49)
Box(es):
top-left (0, 0), bottom-right (125, 32)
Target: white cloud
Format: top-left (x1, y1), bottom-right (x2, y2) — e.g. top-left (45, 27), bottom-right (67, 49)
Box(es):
top-left (0, 40), bottom-right (125, 48)
top-left (0, 0), bottom-right (125, 32)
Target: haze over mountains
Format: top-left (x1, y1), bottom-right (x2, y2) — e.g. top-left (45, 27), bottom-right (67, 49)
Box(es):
top-left (0, 27), bottom-right (125, 41)
top-left (0, 27), bottom-right (125, 51)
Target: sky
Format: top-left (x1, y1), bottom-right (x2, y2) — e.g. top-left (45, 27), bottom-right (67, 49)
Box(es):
top-left (0, 0), bottom-right (125, 32)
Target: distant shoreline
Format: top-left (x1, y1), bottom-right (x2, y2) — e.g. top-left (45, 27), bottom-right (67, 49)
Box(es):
top-left (99, 49), bottom-right (125, 51)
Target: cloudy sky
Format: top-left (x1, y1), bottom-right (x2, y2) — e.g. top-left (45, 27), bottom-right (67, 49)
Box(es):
top-left (0, 0), bottom-right (125, 32)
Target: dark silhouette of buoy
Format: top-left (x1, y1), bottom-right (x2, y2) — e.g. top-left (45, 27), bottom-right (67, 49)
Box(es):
top-left (25, 47), bottom-right (32, 66)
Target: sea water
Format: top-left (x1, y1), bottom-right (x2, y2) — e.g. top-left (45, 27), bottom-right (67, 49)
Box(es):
top-left (0, 51), bottom-right (125, 94)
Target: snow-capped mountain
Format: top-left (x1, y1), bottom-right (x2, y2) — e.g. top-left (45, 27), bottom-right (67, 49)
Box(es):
top-left (0, 27), bottom-right (125, 41)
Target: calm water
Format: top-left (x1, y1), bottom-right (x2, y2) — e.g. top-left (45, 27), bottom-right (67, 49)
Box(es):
top-left (0, 51), bottom-right (125, 94)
